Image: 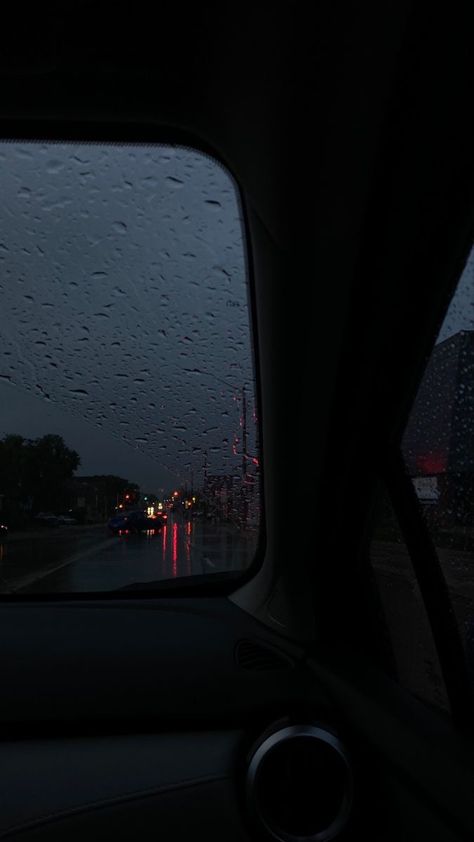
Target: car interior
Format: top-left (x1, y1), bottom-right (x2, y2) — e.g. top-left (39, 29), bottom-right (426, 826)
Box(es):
top-left (1, 3), bottom-right (474, 841)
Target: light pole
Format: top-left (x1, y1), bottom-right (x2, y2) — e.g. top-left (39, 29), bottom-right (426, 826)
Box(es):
top-left (185, 368), bottom-right (257, 526)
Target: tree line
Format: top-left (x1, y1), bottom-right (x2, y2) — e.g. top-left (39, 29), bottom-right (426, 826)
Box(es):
top-left (0, 434), bottom-right (139, 528)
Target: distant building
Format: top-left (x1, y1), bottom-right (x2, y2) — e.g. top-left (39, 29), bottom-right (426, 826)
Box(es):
top-left (62, 477), bottom-right (105, 523)
top-left (204, 474), bottom-right (239, 520)
top-left (203, 470), bottom-right (260, 528)
top-left (403, 330), bottom-right (474, 523)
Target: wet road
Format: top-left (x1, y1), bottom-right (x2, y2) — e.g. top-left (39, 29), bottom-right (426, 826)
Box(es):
top-left (0, 515), bottom-right (258, 594)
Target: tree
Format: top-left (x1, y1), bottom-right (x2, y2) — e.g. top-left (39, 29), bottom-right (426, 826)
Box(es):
top-left (0, 435), bottom-right (29, 523)
top-left (24, 435), bottom-right (80, 513)
top-left (142, 492), bottom-right (159, 505)
top-left (0, 433), bottom-right (80, 524)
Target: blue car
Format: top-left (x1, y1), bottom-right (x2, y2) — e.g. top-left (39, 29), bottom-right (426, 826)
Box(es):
top-left (107, 510), bottom-right (163, 535)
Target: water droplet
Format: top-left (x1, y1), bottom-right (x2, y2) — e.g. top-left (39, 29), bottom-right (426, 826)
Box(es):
top-left (46, 159), bottom-right (64, 175)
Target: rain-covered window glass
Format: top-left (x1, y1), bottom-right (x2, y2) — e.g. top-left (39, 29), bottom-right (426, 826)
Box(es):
top-left (402, 245), bottom-right (474, 688)
top-left (370, 485), bottom-right (450, 712)
top-left (0, 142), bottom-right (260, 594)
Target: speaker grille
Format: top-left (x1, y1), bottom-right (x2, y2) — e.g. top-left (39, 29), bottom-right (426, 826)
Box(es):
top-left (246, 724), bottom-right (353, 842)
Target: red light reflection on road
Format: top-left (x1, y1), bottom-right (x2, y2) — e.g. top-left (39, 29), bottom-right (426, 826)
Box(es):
top-left (172, 522), bottom-right (178, 577)
top-left (162, 525), bottom-right (168, 576)
top-left (185, 520), bottom-right (192, 575)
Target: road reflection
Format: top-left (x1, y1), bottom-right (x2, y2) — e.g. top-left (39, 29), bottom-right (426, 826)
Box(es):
top-left (185, 521), bottom-right (192, 576)
top-left (172, 522), bottom-right (178, 577)
top-left (4, 515), bottom-right (258, 593)
top-left (162, 524), bottom-right (168, 577)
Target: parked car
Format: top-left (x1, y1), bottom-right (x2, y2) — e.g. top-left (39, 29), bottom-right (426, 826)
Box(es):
top-left (56, 515), bottom-right (78, 526)
top-left (107, 510), bottom-right (163, 535)
top-left (34, 512), bottom-right (60, 527)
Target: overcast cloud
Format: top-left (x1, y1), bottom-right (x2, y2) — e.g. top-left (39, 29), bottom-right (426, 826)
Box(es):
top-left (0, 142), bottom-right (257, 492)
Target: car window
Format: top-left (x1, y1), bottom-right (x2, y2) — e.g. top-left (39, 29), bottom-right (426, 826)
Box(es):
top-left (0, 141), bottom-right (261, 594)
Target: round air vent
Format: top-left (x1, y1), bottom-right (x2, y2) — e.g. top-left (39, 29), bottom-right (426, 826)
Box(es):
top-left (246, 723), bottom-right (353, 842)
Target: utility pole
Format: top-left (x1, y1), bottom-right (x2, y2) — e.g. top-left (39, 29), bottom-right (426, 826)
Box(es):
top-left (241, 386), bottom-right (248, 528)
top-left (203, 450), bottom-right (209, 518)
top-left (242, 387), bottom-right (247, 479)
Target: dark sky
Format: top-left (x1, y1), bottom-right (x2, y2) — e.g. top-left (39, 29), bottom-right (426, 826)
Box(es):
top-left (0, 142), bottom-right (257, 492)
top-left (437, 247), bottom-right (474, 343)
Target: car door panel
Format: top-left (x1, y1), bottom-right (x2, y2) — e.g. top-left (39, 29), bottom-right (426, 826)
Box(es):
top-left (0, 732), bottom-right (247, 841)
top-left (0, 599), bottom-right (315, 729)
top-left (0, 598), bottom-right (330, 841)
top-left (0, 598), bottom-right (389, 841)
